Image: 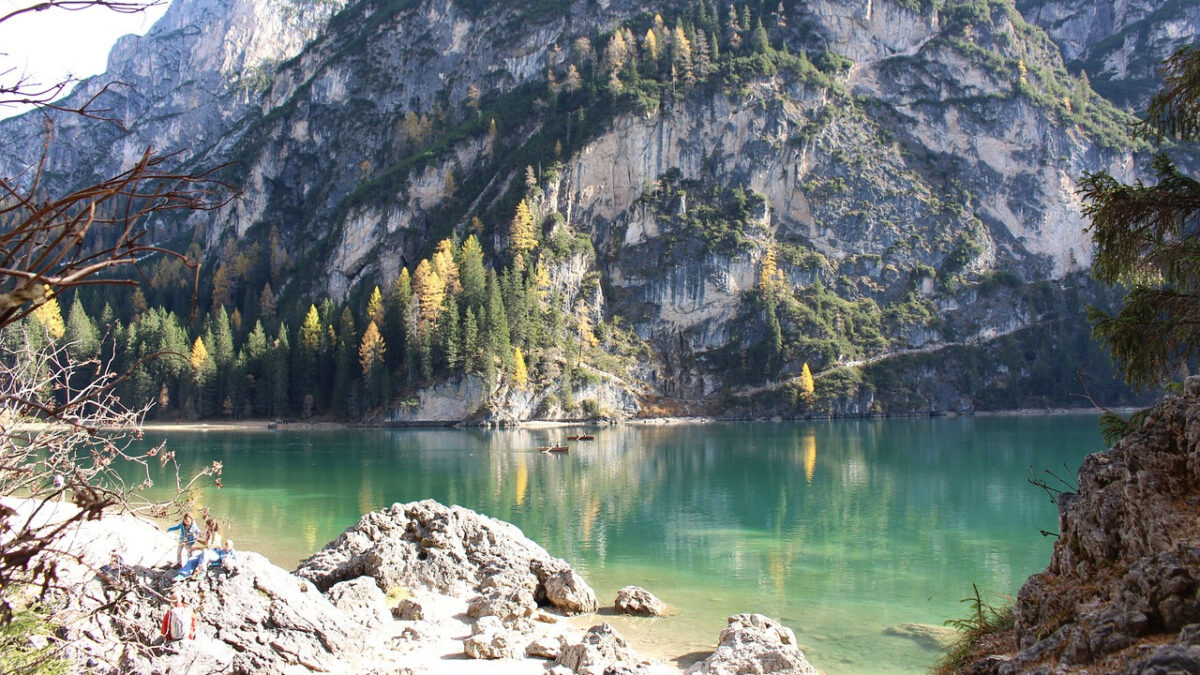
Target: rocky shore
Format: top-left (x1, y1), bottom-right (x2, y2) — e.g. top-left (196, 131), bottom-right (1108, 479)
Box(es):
top-left (12, 498), bottom-right (817, 674)
top-left (961, 378), bottom-right (1200, 673)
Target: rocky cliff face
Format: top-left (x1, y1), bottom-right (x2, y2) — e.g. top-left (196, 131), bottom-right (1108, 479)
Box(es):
top-left (1017, 0), bottom-right (1200, 111)
top-left (0, 0), bottom-right (1188, 420)
top-left (961, 379), bottom-right (1200, 673)
top-left (0, 0), bottom-right (344, 193)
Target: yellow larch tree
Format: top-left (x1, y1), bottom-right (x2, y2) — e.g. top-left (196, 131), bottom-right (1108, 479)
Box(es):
top-left (513, 347), bottom-right (528, 388)
top-left (799, 363), bottom-right (815, 396)
top-left (510, 199), bottom-right (538, 257)
top-left (366, 286), bottom-right (385, 326)
top-left (412, 259), bottom-right (445, 326)
top-left (359, 320), bottom-right (386, 374)
top-left (432, 239), bottom-right (461, 295)
top-left (31, 286), bottom-right (65, 339)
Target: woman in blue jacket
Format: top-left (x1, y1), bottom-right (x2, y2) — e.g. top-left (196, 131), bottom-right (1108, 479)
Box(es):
top-left (166, 513), bottom-right (201, 567)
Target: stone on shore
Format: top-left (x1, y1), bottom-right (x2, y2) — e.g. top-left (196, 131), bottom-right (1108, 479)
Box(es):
top-left (296, 500), bottom-right (599, 620)
top-left (464, 615), bottom-right (522, 659)
top-left (557, 623), bottom-right (650, 675)
top-left (686, 613), bottom-right (818, 674)
top-left (328, 576), bottom-right (392, 629)
top-left (615, 585), bottom-right (669, 617)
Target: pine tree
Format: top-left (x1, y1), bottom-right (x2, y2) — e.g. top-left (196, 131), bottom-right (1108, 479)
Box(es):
top-left (271, 324), bottom-right (291, 417)
top-left (258, 283), bottom-right (277, 330)
top-left (1081, 46), bottom-right (1200, 388)
top-left (64, 296), bottom-right (99, 361)
top-left (438, 294), bottom-right (461, 371)
top-left (694, 30), bottom-right (712, 80)
top-left (485, 269), bottom-right (513, 372)
top-left (332, 307), bottom-right (359, 418)
top-left (462, 306), bottom-right (480, 373)
top-left (750, 19), bottom-right (769, 54)
top-left (459, 235), bottom-right (487, 312)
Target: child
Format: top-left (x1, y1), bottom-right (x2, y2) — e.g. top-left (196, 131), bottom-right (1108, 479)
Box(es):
top-left (202, 517), bottom-right (223, 551)
top-left (160, 592), bottom-right (196, 641)
top-left (166, 514), bottom-right (201, 567)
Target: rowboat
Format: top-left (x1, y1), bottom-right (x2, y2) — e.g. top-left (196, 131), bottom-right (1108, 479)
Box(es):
top-left (566, 434), bottom-right (595, 441)
top-left (538, 445), bottom-right (569, 453)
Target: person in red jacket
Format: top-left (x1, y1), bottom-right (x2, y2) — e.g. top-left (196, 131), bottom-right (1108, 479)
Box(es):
top-left (161, 592), bottom-right (197, 641)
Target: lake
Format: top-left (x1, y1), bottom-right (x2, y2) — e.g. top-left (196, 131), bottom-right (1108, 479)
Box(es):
top-left (130, 415), bottom-right (1104, 673)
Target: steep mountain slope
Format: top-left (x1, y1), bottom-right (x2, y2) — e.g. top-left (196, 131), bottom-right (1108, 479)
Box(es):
top-left (1, 0), bottom-right (1184, 420)
top-left (1017, 0), bottom-right (1200, 111)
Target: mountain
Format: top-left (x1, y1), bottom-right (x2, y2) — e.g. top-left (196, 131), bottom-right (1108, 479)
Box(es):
top-left (3, 0), bottom-right (1192, 422)
top-left (1017, 0), bottom-right (1200, 111)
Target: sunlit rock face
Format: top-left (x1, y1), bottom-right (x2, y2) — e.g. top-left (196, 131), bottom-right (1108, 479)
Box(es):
top-left (1017, 0), bottom-right (1200, 110)
top-left (0, 0), bottom-right (1191, 418)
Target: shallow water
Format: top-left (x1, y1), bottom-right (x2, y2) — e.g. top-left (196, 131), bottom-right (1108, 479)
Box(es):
top-left (129, 415), bottom-right (1104, 673)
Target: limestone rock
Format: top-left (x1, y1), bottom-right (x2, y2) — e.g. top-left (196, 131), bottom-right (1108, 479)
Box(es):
top-left (327, 576), bottom-right (392, 629)
top-left (882, 622), bottom-right (959, 650)
top-left (394, 597), bottom-right (423, 620)
top-left (468, 584), bottom-right (537, 624)
top-left (296, 500), bottom-right (598, 616)
top-left (526, 636), bottom-right (561, 659)
top-left (686, 613), bottom-right (817, 675)
top-left (6, 502), bottom-right (381, 674)
top-left (464, 616), bottom-right (521, 659)
top-left (556, 623), bottom-right (643, 675)
top-left (994, 388), bottom-right (1200, 672)
top-left (615, 586), bottom-right (669, 617)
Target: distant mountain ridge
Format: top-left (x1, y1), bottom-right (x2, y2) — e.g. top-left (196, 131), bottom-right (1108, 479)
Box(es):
top-left (2, 0), bottom-right (1192, 421)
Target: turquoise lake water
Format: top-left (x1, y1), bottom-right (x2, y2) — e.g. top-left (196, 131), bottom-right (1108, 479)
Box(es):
top-left (131, 415), bottom-right (1104, 673)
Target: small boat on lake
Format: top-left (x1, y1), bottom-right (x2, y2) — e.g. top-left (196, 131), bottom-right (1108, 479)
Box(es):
top-left (566, 434), bottom-right (595, 441)
top-left (538, 445), bottom-right (569, 453)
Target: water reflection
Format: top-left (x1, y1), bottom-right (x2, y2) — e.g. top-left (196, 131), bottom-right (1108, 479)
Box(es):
top-left (125, 417), bottom-right (1103, 673)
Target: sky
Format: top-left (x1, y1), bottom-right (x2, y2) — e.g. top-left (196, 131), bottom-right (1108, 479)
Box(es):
top-left (0, 0), bottom-right (170, 115)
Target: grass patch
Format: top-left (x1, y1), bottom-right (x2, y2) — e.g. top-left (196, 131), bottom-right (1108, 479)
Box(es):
top-left (933, 584), bottom-right (1015, 674)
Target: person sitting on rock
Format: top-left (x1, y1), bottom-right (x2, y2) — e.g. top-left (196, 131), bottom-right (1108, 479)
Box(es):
top-left (173, 540), bottom-right (238, 581)
top-left (201, 517), bottom-right (222, 551)
top-left (161, 592), bottom-right (196, 641)
top-left (218, 540), bottom-right (238, 576)
top-left (166, 513), bottom-right (201, 567)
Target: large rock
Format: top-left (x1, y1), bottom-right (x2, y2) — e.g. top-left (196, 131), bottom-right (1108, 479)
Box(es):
top-left (464, 615), bottom-right (521, 660)
top-left (557, 623), bottom-right (650, 675)
top-left (686, 613), bottom-right (818, 674)
top-left (296, 500), bottom-right (598, 618)
top-left (990, 379), bottom-right (1200, 672)
top-left (327, 576), bottom-right (392, 629)
top-left (615, 586), bottom-right (669, 617)
top-left (2, 501), bottom-right (386, 675)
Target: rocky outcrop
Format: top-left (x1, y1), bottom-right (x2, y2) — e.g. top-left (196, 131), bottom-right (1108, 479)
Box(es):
top-left (685, 613), bottom-right (818, 674)
top-left (556, 623), bottom-right (666, 675)
top-left (327, 576), bottom-right (392, 629)
top-left (4, 500), bottom-right (384, 675)
top-left (973, 377), bottom-right (1200, 672)
top-left (615, 585), bottom-right (669, 617)
top-left (295, 500), bottom-right (598, 619)
top-left (1017, 0), bottom-right (1200, 110)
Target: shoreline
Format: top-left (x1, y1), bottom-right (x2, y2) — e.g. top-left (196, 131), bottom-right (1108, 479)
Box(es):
top-left (131, 405), bottom-right (1128, 433)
